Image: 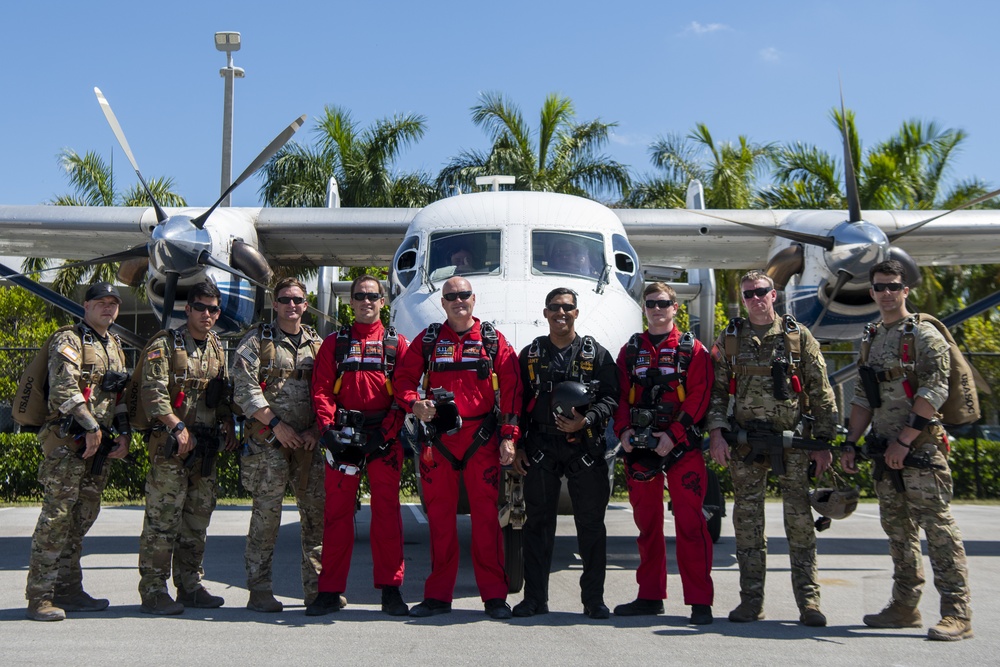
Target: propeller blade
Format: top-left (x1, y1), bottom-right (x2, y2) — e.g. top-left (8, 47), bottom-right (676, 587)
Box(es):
top-left (887, 185), bottom-right (1000, 242)
top-left (198, 251), bottom-right (268, 289)
top-left (94, 88), bottom-right (168, 224)
top-left (688, 210), bottom-right (835, 250)
top-left (0, 260), bottom-right (146, 348)
top-left (839, 80), bottom-right (863, 223)
top-left (161, 272), bottom-right (179, 330)
top-left (814, 269), bottom-right (852, 331)
top-left (3, 244), bottom-right (150, 280)
top-left (191, 115), bottom-right (307, 229)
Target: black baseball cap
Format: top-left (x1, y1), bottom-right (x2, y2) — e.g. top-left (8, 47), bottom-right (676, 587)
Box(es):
top-left (84, 281), bottom-right (122, 304)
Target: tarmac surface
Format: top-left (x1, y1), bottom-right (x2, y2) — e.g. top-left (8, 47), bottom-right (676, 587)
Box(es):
top-left (1, 499), bottom-right (996, 666)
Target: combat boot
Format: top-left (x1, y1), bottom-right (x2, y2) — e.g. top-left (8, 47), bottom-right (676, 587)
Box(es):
top-left (305, 592), bottom-right (347, 616)
top-left (728, 601), bottom-right (764, 623)
top-left (26, 599), bottom-right (65, 622)
top-left (247, 590), bottom-right (283, 613)
top-left (53, 590), bottom-right (110, 612)
top-left (381, 586), bottom-right (409, 617)
top-left (613, 598), bottom-right (664, 616)
top-left (927, 616), bottom-right (973, 641)
top-left (799, 606), bottom-right (827, 627)
top-left (177, 586), bottom-right (224, 609)
top-left (862, 600), bottom-right (922, 628)
top-left (140, 592), bottom-right (184, 615)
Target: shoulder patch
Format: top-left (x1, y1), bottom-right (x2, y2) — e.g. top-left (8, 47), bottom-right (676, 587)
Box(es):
top-left (58, 345), bottom-right (81, 364)
top-left (238, 347), bottom-right (259, 366)
top-left (147, 349), bottom-right (164, 361)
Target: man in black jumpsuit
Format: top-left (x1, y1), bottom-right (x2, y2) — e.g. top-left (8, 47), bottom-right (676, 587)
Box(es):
top-left (512, 287), bottom-right (619, 619)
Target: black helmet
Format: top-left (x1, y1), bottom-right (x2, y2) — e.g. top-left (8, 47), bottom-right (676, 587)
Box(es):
top-left (420, 400), bottom-right (463, 440)
top-left (550, 381), bottom-right (594, 418)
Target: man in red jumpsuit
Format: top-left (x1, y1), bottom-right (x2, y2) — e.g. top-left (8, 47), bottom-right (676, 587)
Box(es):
top-left (394, 276), bottom-right (522, 620)
top-left (308, 275), bottom-right (410, 617)
top-left (614, 282), bottom-right (715, 625)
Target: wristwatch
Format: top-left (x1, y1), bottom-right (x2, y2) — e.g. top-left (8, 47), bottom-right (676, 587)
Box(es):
top-left (268, 415), bottom-right (281, 429)
top-left (87, 425), bottom-right (100, 434)
top-left (171, 421), bottom-right (186, 435)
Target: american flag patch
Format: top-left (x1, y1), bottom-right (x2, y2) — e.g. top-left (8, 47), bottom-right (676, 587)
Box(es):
top-left (238, 347), bottom-right (259, 366)
top-left (58, 345), bottom-right (80, 363)
top-left (147, 349), bottom-right (163, 361)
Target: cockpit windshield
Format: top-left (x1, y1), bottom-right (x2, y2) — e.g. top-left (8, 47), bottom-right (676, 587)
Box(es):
top-left (427, 231), bottom-right (501, 279)
top-left (531, 231), bottom-right (605, 280)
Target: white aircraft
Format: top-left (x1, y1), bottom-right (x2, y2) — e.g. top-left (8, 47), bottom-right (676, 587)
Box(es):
top-left (1, 87), bottom-right (999, 355)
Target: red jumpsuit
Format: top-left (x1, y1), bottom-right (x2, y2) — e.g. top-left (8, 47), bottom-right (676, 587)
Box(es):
top-left (394, 318), bottom-right (522, 603)
top-left (614, 327), bottom-right (714, 605)
top-left (312, 320), bottom-right (409, 594)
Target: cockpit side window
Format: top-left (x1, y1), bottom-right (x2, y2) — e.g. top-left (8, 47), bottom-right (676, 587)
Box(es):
top-left (390, 235), bottom-right (420, 296)
top-left (612, 233), bottom-right (643, 301)
top-left (531, 231), bottom-right (605, 280)
top-left (427, 231), bottom-right (501, 279)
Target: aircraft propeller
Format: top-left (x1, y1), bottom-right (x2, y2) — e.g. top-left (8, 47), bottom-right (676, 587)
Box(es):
top-left (92, 88), bottom-right (304, 329)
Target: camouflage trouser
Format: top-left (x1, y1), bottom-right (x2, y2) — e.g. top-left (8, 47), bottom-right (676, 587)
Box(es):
top-left (241, 443), bottom-right (325, 601)
top-left (25, 445), bottom-right (110, 602)
top-left (730, 447), bottom-right (818, 610)
top-left (137, 450), bottom-right (218, 600)
top-left (876, 447), bottom-right (971, 619)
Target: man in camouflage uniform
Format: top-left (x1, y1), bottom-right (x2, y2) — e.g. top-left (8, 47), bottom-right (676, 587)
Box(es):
top-left (25, 282), bottom-right (131, 621)
top-left (707, 270), bottom-right (836, 626)
top-left (232, 277), bottom-right (324, 613)
top-left (137, 281), bottom-right (232, 615)
top-left (841, 260), bottom-right (973, 641)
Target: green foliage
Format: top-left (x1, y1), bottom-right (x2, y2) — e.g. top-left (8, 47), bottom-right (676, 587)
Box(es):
top-left (0, 287), bottom-right (60, 401)
top-left (438, 92), bottom-right (630, 201)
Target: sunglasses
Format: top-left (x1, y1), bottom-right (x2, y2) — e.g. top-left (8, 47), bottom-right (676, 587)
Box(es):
top-left (645, 299), bottom-right (674, 310)
top-left (443, 290), bottom-right (474, 302)
top-left (275, 295), bottom-right (306, 305)
top-left (742, 286), bottom-right (773, 300)
top-left (189, 302), bottom-right (221, 314)
top-left (872, 282), bottom-right (904, 292)
top-left (352, 292), bottom-right (383, 302)
top-left (546, 302), bottom-right (577, 312)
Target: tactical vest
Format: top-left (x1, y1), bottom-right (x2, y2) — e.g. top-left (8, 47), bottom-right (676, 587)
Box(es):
top-left (331, 324), bottom-right (398, 395)
top-left (256, 322), bottom-right (321, 387)
top-left (420, 321), bottom-right (499, 395)
top-left (525, 334), bottom-right (597, 393)
top-left (724, 315), bottom-right (804, 398)
top-left (13, 323), bottom-right (126, 429)
top-left (859, 313), bottom-right (980, 425)
top-left (126, 328), bottom-right (225, 431)
top-left (624, 330), bottom-right (695, 406)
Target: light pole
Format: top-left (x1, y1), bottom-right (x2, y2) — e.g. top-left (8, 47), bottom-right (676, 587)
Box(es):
top-left (215, 31), bottom-right (244, 207)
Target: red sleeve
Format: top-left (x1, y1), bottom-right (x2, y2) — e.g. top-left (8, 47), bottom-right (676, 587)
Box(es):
top-left (380, 334), bottom-right (410, 438)
top-left (311, 335), bottom-right (340, 431)
top-left (393, 328), bottom-right (428, 413)
top-left (495, 332), bottom-right (523, 443)
top-left (613, 342), bottom-right (633, 438)
top-left (676, 339), bottom-right (713, 427)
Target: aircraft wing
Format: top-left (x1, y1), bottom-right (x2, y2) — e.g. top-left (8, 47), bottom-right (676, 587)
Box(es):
top-left (0, 205), bottom-right (416, 266)
top-left (615, 208), bottom-right (1000, 268)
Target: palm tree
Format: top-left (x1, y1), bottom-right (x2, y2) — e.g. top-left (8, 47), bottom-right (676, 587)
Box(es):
top-left (626, 123), bottom-right (776, 210)
top-left (627, 124), bottom-right (776, 315)
top-left (23, 149), bottom-right (186, 296)
top-left (437, 92), bottom-right (630, 200)
top-left (259, 106), bottom-right (437, 208)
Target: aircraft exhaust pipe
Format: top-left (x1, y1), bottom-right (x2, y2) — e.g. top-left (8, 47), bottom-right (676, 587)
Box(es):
top-left (889, 247), bottom-right (922, 288)
top-left (117, 257), bottom-right (149, 287)
top-left (231, 239), bottom-right (273, 285)
top-left (765, 244), bottom-right (804, 291)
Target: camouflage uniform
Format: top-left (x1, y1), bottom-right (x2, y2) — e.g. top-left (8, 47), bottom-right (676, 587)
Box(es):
top-left (707, 317), bottom-right (836, 612)
top-left (231, 322), bottom-right (324, 602)
top-left (25, 324), bottom-right (128, 604)
top-left (137, 326), bottom-right (230, 601)
top-left (853, 318), bottom-right (971, 620)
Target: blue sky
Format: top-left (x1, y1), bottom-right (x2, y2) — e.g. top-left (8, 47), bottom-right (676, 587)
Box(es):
top-left (1, 0), bottom-right (996, 208)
